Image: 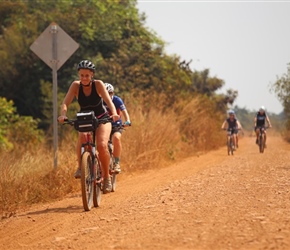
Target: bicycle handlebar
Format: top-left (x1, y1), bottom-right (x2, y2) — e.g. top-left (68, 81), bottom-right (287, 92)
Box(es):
top-left (62, 117), bottom-right (131, 128)
top-left (254, 126), bottom-right (271, 130)
top-left (113, 122), bottom-right (132, 128)
top-left (222, 127), bottom-right (241, 131)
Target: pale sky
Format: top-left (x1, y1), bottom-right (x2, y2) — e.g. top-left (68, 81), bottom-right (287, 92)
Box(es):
top-left (137, 0), bottom-right (290, 114)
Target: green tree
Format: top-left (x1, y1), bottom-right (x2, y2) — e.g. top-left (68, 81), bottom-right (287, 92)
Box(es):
top-left (271, 64), bottom-right (290, 131)
top-left (0, 97), bottom-right (43, 151)
top-left (191, 69), bottom-right (224, 95)
top-left (0, 97), bottom-right (15, 150)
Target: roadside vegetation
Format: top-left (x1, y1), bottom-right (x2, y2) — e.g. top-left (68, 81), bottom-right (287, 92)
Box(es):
top-left (271, 65), bottom-right (290, 140)
top-left (0, 95), bottom-right (225, 218)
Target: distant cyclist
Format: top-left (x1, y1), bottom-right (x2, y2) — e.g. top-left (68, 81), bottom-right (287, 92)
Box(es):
top-left (104, 83), bottom-right (131, 174)
top-left (254, 106), bottom-right (272, 146)
top-left (221, 110), bottom-right (242, 150)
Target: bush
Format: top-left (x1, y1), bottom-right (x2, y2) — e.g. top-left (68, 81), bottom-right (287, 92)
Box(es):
top-left (0, 97), bottom-right (44, 153)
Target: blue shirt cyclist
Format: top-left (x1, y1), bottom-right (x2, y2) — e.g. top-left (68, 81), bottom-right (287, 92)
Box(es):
top-left (103, 83), bottom-right (131, 174)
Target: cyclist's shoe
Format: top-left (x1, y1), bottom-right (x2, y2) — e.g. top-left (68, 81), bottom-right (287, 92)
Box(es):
top-left (256, 139), bottom-right (258, 144)
top-left (113, 163), bottom-right (121, 174)
top-left (74, 168), bottom-right (81, 179)
top-left (103, 178), bottom-right (112, 194)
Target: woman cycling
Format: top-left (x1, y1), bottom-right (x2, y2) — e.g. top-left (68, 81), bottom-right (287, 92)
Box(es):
top-left (58, 60), bottom-right (119, 194)
top-left (254, 106), bottom-right (272, 147)
top-left (221, 110), bottom-right (242, 150)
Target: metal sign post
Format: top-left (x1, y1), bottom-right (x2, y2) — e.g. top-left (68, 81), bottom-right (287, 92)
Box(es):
top-left (30, 22), bottom-right (79, 168)
top-left (51, 23), bottom-right (58, 168)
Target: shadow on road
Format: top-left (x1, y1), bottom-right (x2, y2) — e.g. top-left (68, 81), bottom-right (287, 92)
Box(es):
top-left (20, 205), bottom-right (84, 216)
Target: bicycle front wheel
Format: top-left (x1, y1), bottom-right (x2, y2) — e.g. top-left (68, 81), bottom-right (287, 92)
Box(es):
top-left (259, 135), bottom-right (265, 153)
top-left (81, 151), bottom-right (94, 211)
top-left (93, 155), bottom-right (102, 207)
top-left (111, 174), bottom-right (117, 192)
top-left (227, 137), bottom-right (233, 155)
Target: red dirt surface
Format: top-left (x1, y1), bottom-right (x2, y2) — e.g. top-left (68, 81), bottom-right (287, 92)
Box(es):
top-left (1, 136), bottom-right (290, 250)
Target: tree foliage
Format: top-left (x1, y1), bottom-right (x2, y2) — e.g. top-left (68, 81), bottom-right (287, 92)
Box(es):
top-left (0, 0), bottom-right (237, 135)
top-left (272, 72), bottom-right (290, 115)
top-left (0, 97), bottom-right (43, 151)
top-left (271, 64), bottom-right (290, 131)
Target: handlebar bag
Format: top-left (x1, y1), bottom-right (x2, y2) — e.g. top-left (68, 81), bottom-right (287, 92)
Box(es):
top-left (75, 111), bottom-right (96, 132)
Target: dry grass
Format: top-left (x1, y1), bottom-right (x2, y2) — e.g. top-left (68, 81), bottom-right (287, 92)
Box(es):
top-left (0, 148), bottom-right (78, 218)
top-left (0, 94), bottom-right (225, 218)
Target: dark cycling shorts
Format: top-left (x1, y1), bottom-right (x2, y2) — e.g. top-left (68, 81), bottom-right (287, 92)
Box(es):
top-left (255, 126), bottom-right (266, 131)
top-left (97, 112), bottom-right (111, 125)
top-left (228, 128), bottom-right (238, 135)
top-left (111, 125), bottom-right (123, 135)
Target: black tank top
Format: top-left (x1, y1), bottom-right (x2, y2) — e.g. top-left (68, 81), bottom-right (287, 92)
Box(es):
top-left (256, 112), bottom-right (266, 126)
top-left (78, 80), bottom-right (107, 117)
top-left (226, 118), bottom-right (237, 129)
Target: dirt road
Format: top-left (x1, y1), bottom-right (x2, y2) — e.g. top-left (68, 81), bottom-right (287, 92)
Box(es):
top-left (1, 136), bottom-right (290, 250)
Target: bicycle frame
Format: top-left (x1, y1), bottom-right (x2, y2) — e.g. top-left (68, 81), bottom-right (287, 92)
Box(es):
top-left (80, 131), bottom-right (101, 186)
top-left (258, 126), bottom-right (267, 153)
top-left (62, 114), bottom-right (107, 210)
top-left (225, 128), bottom-right (235, 155)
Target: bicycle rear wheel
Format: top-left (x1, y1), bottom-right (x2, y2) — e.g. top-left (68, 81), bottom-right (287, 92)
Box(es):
top-left (81, 151), bottom-right (94, 211)
top-left (93, 155), bottom-right (101, 207)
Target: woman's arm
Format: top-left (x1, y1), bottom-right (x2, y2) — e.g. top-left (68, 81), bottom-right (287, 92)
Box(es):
top-left (96, 80), bottom-right (119, 121)
top-left (58, 81), bottom-right (78, 122)
top-left (254, 116), bottom-right (257, 128)
top-left (266, 116), bottom-right (272, 127)
top-left (122, 109), bottom-right (130, 123)
top-left (237, 120), bottom-right (242, 130)
top-left (221, 120), bottom-right (227, 129)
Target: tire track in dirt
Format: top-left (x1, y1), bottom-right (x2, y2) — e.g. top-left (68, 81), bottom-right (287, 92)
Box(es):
top-left (1, 136), bottom-right (290, 250)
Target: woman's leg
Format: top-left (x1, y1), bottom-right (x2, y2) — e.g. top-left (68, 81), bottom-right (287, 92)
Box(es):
top-left (96, 122), bottom-right (112, 193)
top-left (232, 134), bottom-right (237, 148)
top-left (255, 128), bottom-right (260, 144)
top-left (74, 132), bottom-right (87, 178)
top-left (112, 132), bottom-right (122, 172)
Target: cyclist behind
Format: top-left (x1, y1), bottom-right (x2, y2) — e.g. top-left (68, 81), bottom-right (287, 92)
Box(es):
top-left (104, 83), bottom-right (131, 173)
top-left (254, 106), bottom-right (272, 146)
top-left (221, 110), bottom-right (242, 150)
top-left (58, 60), bottom-right (119, 194)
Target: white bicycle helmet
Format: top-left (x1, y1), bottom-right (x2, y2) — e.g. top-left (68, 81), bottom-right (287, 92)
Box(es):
top-left (77, 60), bottom-right (95, 72)
top-left (104, 83), bottom-right (114, 93)
top-left (228, 110), bottom-right (235, 115)
top-left (259, 106), bottom-right (266, 112)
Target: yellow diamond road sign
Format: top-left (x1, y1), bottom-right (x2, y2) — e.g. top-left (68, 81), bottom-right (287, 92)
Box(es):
top-left (30, 23), bottom-right (79, 70)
